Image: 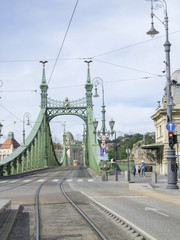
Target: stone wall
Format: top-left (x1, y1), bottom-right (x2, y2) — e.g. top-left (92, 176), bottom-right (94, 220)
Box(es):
top-left (130, 140), bottom-right (156, 170)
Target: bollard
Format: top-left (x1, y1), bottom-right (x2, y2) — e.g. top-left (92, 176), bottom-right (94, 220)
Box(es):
top-left (152, 172), bottom-right (157, 183)
top-left (125, 171), bottom-right (130, 182)
top-left (102, 171), bottom-right (108, 181)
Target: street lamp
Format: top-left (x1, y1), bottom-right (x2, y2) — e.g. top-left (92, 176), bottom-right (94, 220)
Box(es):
top-left (23, 112), bottom-right (31, 145)
top-left (146, 0), bottom-right (178, 189)
top-left (0, 80), bottom-right (3, 138)
top-left (126, 148), bottom-right (131, 182)
top-left (93, 119), bottom-right (98, 143)
top-left (0, 122), bottom-right (3, 138)
top-left (109, 119), bottom-right (119, 181)
top-left (92, 77), bottom-right (106, 135)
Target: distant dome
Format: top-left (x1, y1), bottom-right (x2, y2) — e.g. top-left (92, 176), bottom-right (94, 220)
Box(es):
top-left (66, 132), bottom-right (74, 141)
top-left (171, 69), bottom-right (180, 83)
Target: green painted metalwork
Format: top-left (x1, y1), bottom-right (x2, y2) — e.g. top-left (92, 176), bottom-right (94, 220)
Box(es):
top-left (0, 61), bottom-right (102, 176)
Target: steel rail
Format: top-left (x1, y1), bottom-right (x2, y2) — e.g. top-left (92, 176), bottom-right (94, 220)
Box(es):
top-left (60, 178), bottom-right (107, 240)
top-left (35, 169), bottom-right (72, 240)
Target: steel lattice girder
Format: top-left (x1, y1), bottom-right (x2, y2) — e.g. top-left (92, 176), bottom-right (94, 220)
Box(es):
top-left (46, 107), bottom-right (87, 122)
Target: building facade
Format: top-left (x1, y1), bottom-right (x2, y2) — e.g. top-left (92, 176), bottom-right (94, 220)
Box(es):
top-left (0, 132), bottom-right (20, 161)
top-left (151, 69), bottom-right (180, 175)
top-left (63, 132), bottom-right (83, 166)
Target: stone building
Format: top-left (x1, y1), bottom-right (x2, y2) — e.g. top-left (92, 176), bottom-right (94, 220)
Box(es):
top-left (142, 69), bottom-right (180, 175)
top-left (63, 132), bottom-right (83, 166)
top-left (0, 132), bottom-right (20, 161)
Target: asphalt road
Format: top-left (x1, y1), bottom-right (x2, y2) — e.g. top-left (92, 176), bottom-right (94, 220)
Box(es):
top-left (66, 167), bottom-right (180, 240)
top-left (1, 166), bottom-right (180, 240)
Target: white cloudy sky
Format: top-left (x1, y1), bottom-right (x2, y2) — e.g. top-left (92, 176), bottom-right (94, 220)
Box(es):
top-left (0, 0), bottom-right (180, 144)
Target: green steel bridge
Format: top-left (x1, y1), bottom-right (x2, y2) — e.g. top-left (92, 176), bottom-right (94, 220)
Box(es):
top-left (0, 62), bottom-right (103, 176)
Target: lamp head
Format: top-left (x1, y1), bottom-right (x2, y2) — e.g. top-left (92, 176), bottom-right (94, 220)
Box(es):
top-left (93, 87), bottom-right (99, 98)
top-left (109, 119), bottom-right (115, 134)
top-left (93, 119), bottom-right (98, 131)
top-left (146, 22), bottom-right (159, 37)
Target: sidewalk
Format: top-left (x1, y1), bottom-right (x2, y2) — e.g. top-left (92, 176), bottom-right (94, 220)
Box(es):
top-left (91, 169), bottom-right (180, 194)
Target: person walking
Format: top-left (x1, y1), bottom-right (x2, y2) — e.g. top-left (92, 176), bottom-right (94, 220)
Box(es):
top-left (132, 164), bottom-right (136, 177)
top-left (138, 166), bottom-right (141, 177)
top-left (141, 160), bottom-right (146, 177)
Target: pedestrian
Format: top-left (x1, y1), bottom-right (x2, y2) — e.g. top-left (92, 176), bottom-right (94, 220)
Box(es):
top-left (138, 166), bottom-right (141, 177)
top-left (141, 160), bottom-right (146, 177)
top-left (132, 164), bottom-right (136, 177)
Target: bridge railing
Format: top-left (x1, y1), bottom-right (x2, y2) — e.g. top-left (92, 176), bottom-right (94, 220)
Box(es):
top-left (0, 108), bottom-right (59, 176)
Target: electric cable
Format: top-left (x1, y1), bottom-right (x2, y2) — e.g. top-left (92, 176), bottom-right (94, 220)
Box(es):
top-left (47, 0), bottom-right (79, 86)
top-left (93, 59), bottom-right (162, 76)
top-left (91, 30), bottom-right (180, 59)
top-left (0, 104), bottom-right (22, 122)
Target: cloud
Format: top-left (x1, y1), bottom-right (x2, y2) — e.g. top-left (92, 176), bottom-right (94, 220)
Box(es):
top-left (0, 0), bottom-right (180, 144)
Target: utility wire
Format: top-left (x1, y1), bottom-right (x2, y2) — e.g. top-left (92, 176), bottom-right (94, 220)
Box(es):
top-left (0, 57), bottom-right (85, 63)
top-left (93, 59), bottom-right (162, 76)
top-left (47, 0), bottom-right (79, 86)
top-left (0, 74), bottom-right (164, 93)
top-left (91, 30), bottom-right (180, 59)
top-left (0, 30), bottom-right (179, 64)
top-left (0, 104), bottom-right (22, 122)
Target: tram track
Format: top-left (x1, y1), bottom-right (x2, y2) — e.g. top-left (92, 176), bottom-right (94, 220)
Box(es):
top-left (34, 171), bottom-right (105, 240)
top-left (7, 167), bottom-right (152, 240)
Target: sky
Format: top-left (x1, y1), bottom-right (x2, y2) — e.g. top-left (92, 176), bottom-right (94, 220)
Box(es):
top-left (0, 0), bottom-right (180, 144)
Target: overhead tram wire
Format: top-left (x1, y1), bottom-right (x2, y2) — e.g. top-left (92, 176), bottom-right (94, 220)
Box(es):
top-left (0, 30), bottom-right (179, 64)
top-left (1, 74), bottom-right (164, 93)
top-left (0, 104), bottom-right (22, 122)
top-left (93, 59), bottom-right (162, 77)
top-left (47, 0), bottom-right (79, 86)
top-left (91, 30), bottom-right (180, 59)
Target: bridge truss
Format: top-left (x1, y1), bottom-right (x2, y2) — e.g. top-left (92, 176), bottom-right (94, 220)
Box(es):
top-left (0, 63), bottom-right (101, 176)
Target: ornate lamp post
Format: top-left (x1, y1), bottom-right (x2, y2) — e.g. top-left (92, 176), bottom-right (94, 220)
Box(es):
top-left (22, 112), bottom-right (31, 145)
top-left (92, 77), bottom-right (106, 135)
top-left (126, 148), bottom-right (131, 182)
top-left (146, 0), bottom-right (178, 189)
top-left (0, 80), bottom-right (3, 138)
top-left (93, 119), bottom-right (98, 143)
top-left (109, 119), bottom-right (119, 181)
top-left (0, 122), bottom-right (3, 138)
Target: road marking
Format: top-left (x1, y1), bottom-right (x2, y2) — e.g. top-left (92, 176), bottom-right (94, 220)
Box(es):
top-left (82, 191), bottom-right (157, 240)
top-left (77, 179), bottom-right (83, 182)
top-left (22, 179), bottom-right (32, 183)
top-left (66, 179), bottom-right (72, 182)
top-left (129, 183), bottom-right (153, 190)
top-left (0, 180), bottom-right (8, 183)
top-left (91, 195), bottom-right (147, 199)
top-left (37, 179), bottom-right (46, 182)
top-left (10, 180), bottom-right (19, 183)
top-left (145, 207), bottom-right (169, 217)
top-left (52, 179), bottom-right (59, 182)
top-left (88, 179), bottom-right (94, 182)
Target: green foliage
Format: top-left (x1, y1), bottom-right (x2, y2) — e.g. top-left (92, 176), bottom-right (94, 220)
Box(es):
top-left (145, 134), bottom-right (155, 144)
top-left (107, 132), bottom-right (155, 160)
top-left (108, 133), bottom-right (144, 160)
top-left (117, 133), bottom-right (143, 160)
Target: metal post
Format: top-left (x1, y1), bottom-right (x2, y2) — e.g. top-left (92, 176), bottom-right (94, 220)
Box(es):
top-left (146, 0), bottom-right (178, 189)
top-left (114, 131), bottom-right (118, 181)
top-left (126, 148), bottom-right (130, 182)
top-left (0, 122), bottom-right (3, 138)
top-left (92, 77), bottom-right (106, 134)
top-left (23, 112), bottom-right (31, 145)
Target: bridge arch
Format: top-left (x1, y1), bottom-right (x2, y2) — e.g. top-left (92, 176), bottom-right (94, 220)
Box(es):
top-left (0, 62), bottom-right (101, 176)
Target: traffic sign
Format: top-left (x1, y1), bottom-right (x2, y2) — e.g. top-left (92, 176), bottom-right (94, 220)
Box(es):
top-left (103, 153), bottom-right (108, 161)
top-left (166, 122), bottom-right (176, 132)
top-left (101, 134), bottom-right (107, 141)
top-left (100, 148), bottom-right (106, 156)
top-left (101, 142), bottom-right (107, 149)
